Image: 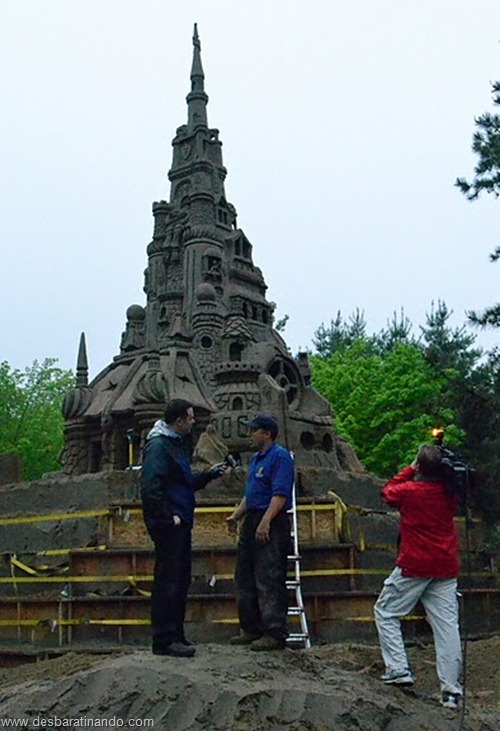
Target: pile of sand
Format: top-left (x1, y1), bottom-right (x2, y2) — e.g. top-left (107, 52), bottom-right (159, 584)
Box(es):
top-left (0, 638), bottom-right (499, 730)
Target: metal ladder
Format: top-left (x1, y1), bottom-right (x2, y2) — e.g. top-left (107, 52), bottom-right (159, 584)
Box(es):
top-left (286, 468), bottom-right (311, 648)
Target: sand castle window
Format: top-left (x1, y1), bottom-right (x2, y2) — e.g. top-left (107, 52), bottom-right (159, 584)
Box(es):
top-left (268, 358), bottom-right (300, 407)
top-left (322, 434), bottom-right (334, 452)
top-left (300, 432), bottom-right (315, 451)
top-left (89, 441), bottom-right (103, 473)
top-left (230, 342), bottom-right (243, 361)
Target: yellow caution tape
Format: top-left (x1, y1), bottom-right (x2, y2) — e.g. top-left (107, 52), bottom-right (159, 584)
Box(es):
top-left (296, 504), bottom-right (344, 512)
top-left (196, 506), bottom-right (241, 514)
top-left (0, 618), bottom-right (151, 627)
top-left (1, 567), bottom-right (497, 585)
top-left (211, 618), bottom-right (240, 625)
top-left (211, 568), bottom-right (396, 581)
top-left (326, 491), bottom-right (350, 542)
top-left (0, 574), bottom-right (152, 584)
top-left (0, 505), bottom-right (481, 526)
top-left (211, 615), bottom-right (424, 625)
top-left (0, 509), bottom-right (110, 526)
top-left (455, 516), bottom-right (481, 524)
top-left (10, 557), bottom-right (39, 576)
top-left (0, 620), bottom-right (52, 627)
top-left (357, 529), bottom-right (366, 552)
top-left (0, 546), bottom-right (108, 558)
top-left (85, 619), bottom-right (150, 626)
top-left (113, 504), bottom-right (343, 518)
top-left (334, 614), bottom-right (425, 622)
top-left (128, 577), bottom-right (152, 598)
top-left (9, 556), bottom-right (70, 577)
top-left (302, 568), bottom-right (386, 576)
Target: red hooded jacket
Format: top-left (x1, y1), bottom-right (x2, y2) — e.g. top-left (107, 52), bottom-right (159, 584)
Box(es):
top-left (381, 465), bottom-right (459, 578)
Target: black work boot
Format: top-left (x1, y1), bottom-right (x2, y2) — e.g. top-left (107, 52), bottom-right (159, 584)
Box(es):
top-left (229, 631), bottom-right (263, 645)
top-left (153, 641), bottom-right (196, 657)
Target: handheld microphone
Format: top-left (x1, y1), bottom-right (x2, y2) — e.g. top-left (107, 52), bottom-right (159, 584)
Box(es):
top-left (224, 452), bottom-right (241, 468)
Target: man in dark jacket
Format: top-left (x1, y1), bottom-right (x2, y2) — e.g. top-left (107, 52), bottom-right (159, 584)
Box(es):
top-left (141, 398), bottom-right (226, 657)
top-left (374, 444), bottom-right (463, 709)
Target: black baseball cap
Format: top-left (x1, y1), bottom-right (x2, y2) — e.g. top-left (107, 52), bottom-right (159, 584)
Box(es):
top-left (247, 414), bottom-right (279, 437)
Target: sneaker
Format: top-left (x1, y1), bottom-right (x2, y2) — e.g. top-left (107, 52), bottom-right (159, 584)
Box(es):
top-left (381, 668), bottom-right (415, 686)
top-left (152, 641), bottom-right (196, 657)
top-left (250, 635), bottom-right (286, 651)
top-left (441, 692), bottom-right (461, 709)
top-left (229, 631), bottom-right (262, 645)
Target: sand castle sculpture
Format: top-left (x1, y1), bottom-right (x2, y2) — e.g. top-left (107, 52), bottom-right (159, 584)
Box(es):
top-left (61, 25), bottom-right (364, 493)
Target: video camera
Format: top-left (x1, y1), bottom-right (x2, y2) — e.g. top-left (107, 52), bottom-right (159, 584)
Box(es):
top-left (431, 428), bottom-right (476, 499)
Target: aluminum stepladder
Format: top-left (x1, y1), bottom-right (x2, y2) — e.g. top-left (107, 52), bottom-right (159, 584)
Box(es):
top-left (286, 462), bottom-right (311, 648)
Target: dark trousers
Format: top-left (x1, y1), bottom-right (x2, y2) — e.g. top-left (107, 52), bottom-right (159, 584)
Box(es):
top-left (235, 510), bottom-right (291, 639)
top-left (148, 522), bottom-right (192, 648)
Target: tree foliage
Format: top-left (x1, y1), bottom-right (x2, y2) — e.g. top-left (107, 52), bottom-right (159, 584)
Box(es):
top-left (0, 359), bottom-right (74, 481)
top-left (456, 81), bottom-right (500, 202)
top-left (447, 347), bottom-right (500, 521)
top-left (309, 305), bottom-right (500, 522)
top-left (310, 339), bottom-right (463, 478)
top-left (420, 300), bottom-right (482, 375)
top-left (313, 309), bottom-right (368, 357)
top-left (456, 80), bottom-right (500, 326)
top-left (314, 308), bottom-right (415, 358)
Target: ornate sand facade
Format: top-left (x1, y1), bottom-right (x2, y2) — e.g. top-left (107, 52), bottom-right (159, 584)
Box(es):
top-left (61, 26), bottom-right (363, 492)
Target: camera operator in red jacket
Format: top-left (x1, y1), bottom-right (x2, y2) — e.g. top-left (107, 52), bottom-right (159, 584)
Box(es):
top-left (374, 444), bottom-right (463, 710)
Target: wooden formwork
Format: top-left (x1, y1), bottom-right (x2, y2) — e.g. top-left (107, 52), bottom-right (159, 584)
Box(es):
top-left (107, 499), bottom-right (342, 549)
top-left (1, 585), bottom-right (498, 656)
top-left (0, 497), bottom-right (498, 662)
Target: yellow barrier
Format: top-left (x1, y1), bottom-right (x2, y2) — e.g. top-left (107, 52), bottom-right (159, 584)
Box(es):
top-left (0, 574), bottom-right (151, 584)
top-left (0, 614), bottom-right (426, 628)
top-left (0, 504), bottom-right (481, 526)
top-left (1, 568), bottom-right (496, 585)
top-left (0, 509), bottom-right (110, 525)
top-left (0, 546), bottom-right (108, 558)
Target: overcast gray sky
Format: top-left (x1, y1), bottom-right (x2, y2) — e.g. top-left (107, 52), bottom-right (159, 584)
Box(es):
top-left (1, 1), bottom-right (499, 378)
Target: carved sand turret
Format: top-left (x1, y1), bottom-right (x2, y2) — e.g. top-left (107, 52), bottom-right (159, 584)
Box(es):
top-left (61, 25), bottom-right (363, 493)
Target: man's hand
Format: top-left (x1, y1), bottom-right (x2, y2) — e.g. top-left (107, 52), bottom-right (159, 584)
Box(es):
top-left (173, 515), bottom-right (181, 527)
top-left (226, 498), bottom-right (246, 535)
top-left (254, 496), bottom-right (286, 544)
top-left (226, 514), bottom-right (238, 536)
top-left (209, 462), bottom-right (230, 478)
top-left (255, 517), bottom-right (271, 544)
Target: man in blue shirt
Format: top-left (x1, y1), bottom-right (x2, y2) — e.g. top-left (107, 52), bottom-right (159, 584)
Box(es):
top-left (227, 414), bottom-right (294, 651)
top-left (141, 398), bottom-right (226, 657)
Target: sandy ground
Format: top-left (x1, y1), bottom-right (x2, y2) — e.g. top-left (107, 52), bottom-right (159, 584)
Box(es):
top-left (0, 637), bottom-right (499, 730)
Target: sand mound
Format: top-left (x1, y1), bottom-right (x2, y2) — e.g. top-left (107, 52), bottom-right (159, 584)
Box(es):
top-left (0, 640), bottom-right (499, 730)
